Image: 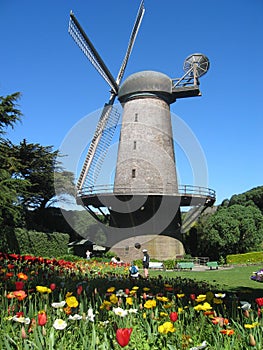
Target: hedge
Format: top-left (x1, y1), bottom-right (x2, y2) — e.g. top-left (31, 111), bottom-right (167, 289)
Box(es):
top-left (0, 227), bottom-right (69, 257)
top-left (226, 251), bottom-right (263, 265)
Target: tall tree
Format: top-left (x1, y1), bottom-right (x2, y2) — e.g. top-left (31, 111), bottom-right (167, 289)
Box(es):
top-left (0, 92), bottom-right (22, 134)
top-left (0, 92), bottom-right (25, 227)
top-left (0, 92), bottom-right (76, 230)
top-left (12, 139), bottom-right (76, 210)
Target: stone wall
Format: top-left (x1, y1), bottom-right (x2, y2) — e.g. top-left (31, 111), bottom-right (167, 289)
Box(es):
top-left (110, 235), bottom-right (184, 263)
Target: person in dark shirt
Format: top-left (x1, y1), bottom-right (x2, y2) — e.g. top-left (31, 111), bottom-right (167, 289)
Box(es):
top-left (142, 249), bottom-right (150, 278)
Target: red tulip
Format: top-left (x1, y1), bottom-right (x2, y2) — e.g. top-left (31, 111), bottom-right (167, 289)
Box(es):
top-left (50, 283), bottom-right (56, 291)
top-left (15, 281), bottom-right (24, 290)
top-left (190, 294), bottom-right (196, 301)
top-left (77, 285), bottom-right (83, 295)
top-left (116, 328), bottom-right (132, 347)
top-left (255, 298), bottom-right (263, 307)
top-left (38, 311), bottom-right (47, 326)
top-left (125, 289), bottom-right (130, 295)
top-left (170, 311), bottom-right (178, 322)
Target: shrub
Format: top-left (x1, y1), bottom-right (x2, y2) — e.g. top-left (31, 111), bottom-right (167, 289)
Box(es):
top-left (0, 228), bottom-right (69, 257)
top-left (226, 251), bottom-right (263, 264)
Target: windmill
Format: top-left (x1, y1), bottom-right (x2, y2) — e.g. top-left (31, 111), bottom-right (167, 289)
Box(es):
top-left (68, 1), bottom-right (216, 248)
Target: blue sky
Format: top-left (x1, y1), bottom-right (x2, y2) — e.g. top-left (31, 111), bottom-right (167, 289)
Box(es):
top-left (1, 0), bottom-right (263, 205)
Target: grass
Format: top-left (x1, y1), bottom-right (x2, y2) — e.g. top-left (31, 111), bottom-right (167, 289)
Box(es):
top-left (148, 264), bottom-right (263, 300)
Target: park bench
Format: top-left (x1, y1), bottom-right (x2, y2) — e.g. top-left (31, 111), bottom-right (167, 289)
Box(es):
top-left (206, 261), bottom-right (219, 270)
top-left (176, 262), bottom-right (194, 270)
top-left (149, 262), bottom-right (164, 270)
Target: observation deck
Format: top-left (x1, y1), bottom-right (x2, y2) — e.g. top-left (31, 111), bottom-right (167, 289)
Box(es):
top-left (77, 184), bottom-right (216, 226)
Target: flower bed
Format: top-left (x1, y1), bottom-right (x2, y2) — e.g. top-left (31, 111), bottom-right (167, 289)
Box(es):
top-left (1, 252), bottom-right (263, 349)
top-left (250, 268), bottom-right (263, 283)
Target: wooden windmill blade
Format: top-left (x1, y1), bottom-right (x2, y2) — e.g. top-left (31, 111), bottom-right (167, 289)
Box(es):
top-left (68, 11), bottom-right (118, 94)
top-left (115, 0), bottom-right (145, 86)
top-left (68, 2), bottom-right (145, 192)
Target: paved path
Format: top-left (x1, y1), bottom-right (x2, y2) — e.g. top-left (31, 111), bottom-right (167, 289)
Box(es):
top-left (173, 265), bottom-right (233, 272)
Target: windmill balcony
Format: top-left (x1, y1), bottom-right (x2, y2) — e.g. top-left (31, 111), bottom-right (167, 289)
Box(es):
top-left (77, 184), bottom-right (216, 208)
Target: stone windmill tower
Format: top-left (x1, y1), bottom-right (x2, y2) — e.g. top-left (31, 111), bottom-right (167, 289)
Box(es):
top-left (68, 1), bottom-right (215, 258)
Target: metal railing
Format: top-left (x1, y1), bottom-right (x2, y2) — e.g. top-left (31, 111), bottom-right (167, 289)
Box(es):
top-left (78, 184), bottom-right (216, 199)
top-left (172, 76), bottom-right (199, 89)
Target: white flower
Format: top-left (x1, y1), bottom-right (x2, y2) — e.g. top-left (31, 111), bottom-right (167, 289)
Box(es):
top-left (12, 316), bottom-right (30, 324)
top-left (116, 289), bottom-right (128, 297)
top-left (240, 301), bottom-right (251, 311)
top-left (190, 340), bottom-right (208, 350)
top-left (128, 308), bottom-right (138, 314)
top-left (86, 308), bottom-right (95, 322)
top-left (116, 289), bottom-right (124, 295)
top-left (53, 318), bottom-right (67, 330)
top-left (68, 314), bottom-right (82, 321)
top-left (215, 293), bottom-right (226, 298)
top-left (112, 307), bottom-right (128, 317)
top-left (51, 301), bottom-right (66, 308)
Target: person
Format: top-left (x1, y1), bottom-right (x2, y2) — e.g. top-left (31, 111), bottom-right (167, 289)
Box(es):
top-left (129, 262), bottom-right (139, 279)
top-left (111, 256), bottom-right (124, 265)
top-left (111, 256), bottom-right (119, 264)
top-left (86, 250), bottom-right (91, 260)
top-left (142, 249), bottom-right (150, 278)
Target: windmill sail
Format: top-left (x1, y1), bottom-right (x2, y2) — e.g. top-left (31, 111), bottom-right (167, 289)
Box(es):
top-left (69, 1), bottom-right (145, 192)
top-left (116, 0), bottom-right (145, 85)
top-left (68, 12), bottom-right (118, 94)
top-left (77, 104), bottom-right (120, 191)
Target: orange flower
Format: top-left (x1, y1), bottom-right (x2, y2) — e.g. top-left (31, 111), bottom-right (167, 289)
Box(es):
top-left (212, 317), bottom-right (229, 326)
top-left (17, 272), bottom-right (28, 281)
top-left (7, 292), bottom-right (16, 299)
top-left (13, 290), bottom-right (27, 301)
top-left (220, 329), bottom-right (234, 335)
top-left (203, 310), bottom-right (215, 316)
top-left (64, 306), bottom-right (72, 315)
top-left (5, 272), bottom-right (14, 278)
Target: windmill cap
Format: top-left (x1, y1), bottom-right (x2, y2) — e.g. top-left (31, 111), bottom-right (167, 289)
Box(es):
top-left (142, 249), bottom-right (147, 252)
top-left (118, 70), bottom-right (172, 103)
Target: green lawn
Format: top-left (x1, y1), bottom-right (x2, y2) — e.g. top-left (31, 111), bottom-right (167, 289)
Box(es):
top-left (149, 265), bottom-right (263, 300)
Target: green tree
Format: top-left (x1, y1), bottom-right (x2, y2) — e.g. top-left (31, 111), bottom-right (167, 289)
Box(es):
top-left (0, 169), bottom-right (27, 227)
top-left (229, 186), bottom-right (263, 213)
top-left (0, 92), bottom-right (22, 134)
top-left (0, 93), bottom-right (25, 227)
top-left (11, 139), bottom-right (75, 210)
top-left (0, 92), bottom-right (76, 231)
top-left (197, 204), bottom-right (263, 260)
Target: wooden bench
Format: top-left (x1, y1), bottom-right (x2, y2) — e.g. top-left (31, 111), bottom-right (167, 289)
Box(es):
top-left (149, 262), bottom-right (164, 270)
top-left (177, 262), bottom-right (194, 270)
top-left (206, 261), bottom-right (219, 270)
